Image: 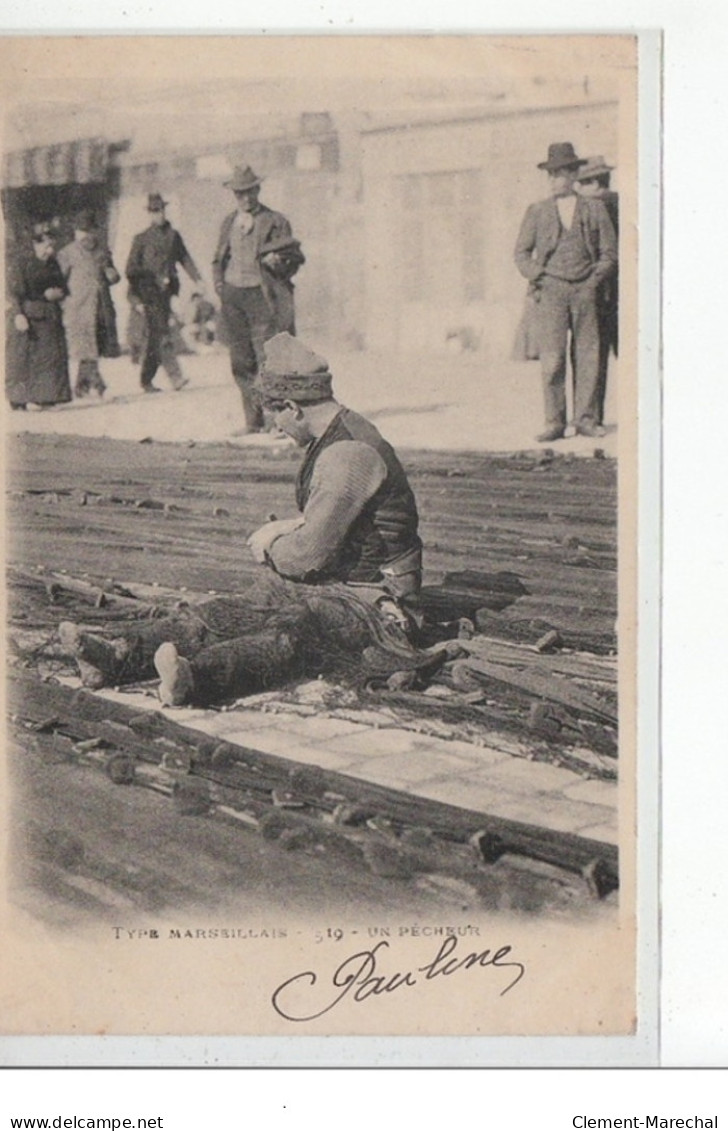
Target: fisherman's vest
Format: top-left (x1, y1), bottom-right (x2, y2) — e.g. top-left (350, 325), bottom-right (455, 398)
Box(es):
top-left (295, 408), bottom-right (421, 584)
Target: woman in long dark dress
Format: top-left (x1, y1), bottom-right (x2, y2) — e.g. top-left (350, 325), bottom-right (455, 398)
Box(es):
top-left (6, 225), bottom-right (72, 410)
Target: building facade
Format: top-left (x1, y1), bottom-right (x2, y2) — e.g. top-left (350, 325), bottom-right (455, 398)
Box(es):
top-left (3, 90), bottom-right (618, 362)
top-left (361, 100), bottom-right (618, 357)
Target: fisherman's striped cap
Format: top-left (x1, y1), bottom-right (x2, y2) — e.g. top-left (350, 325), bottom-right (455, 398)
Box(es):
top-left (261, 333), bottom-right (333, 403)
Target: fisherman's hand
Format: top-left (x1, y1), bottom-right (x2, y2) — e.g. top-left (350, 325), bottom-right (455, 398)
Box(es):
top-left (43, 287), bottom-right (65, 301)
top-left (14, 314), bottom-right (29, 332)
top-left (248, 517), bottom-right (304, 563)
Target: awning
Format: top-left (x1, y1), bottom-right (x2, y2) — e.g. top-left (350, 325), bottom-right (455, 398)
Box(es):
top-left (3, 138), bottom-right (111, 189)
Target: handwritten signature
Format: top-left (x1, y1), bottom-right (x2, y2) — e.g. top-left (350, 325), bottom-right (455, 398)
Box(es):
top-left (271, 936), bottom-right (526, 1022)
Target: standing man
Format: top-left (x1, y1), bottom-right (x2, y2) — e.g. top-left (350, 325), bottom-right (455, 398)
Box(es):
top-left (574, 157), bottom-right (619, 426)
top-left (126, 193), bottom-right (203, 394)
top-left (213, 165), bottom-right (304, 433)
top-left (514, 142), bottom-right (617, 441)
top-left (57, 209), bottom-right (121, 398)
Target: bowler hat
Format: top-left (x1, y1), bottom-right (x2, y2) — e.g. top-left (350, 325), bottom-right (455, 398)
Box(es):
top-left (146, 193), bottom-right (168, 212)
top-left (537, 142), bottom-right (587, 172)
top-left (261, 333), bottom-right (333, 403)
top-left (224, 165), bottom-right (263, 193)
top-left (574, 155), bottom-right (614, 181)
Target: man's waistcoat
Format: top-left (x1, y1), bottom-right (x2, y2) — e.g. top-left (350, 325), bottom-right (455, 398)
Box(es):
top-left (295, 408), bottom-right (421, 584)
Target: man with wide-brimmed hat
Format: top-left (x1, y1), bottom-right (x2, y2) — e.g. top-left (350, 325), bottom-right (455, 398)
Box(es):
top-left (574, 157), bottom-right (618, 222)
top-left (213, 165), bottom-right (305, 432)
top-left (57, 209), bottom-right (121, 398)
top-left (57, 333), bottom-right (430, 707)
top-left (126, 193), bottom-right (203, 393)
top-left (514, 142), bottom-right (617, 441)
top-left (574, 157), bottom-right (619, 427)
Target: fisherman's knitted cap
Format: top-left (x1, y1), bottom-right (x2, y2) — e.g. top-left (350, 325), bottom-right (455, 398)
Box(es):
top-left (260, 333), bottom-right (333, 402)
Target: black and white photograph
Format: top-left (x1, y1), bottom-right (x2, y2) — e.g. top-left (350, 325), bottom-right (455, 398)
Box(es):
top-left (1, 34), bottom-right (639, 1039)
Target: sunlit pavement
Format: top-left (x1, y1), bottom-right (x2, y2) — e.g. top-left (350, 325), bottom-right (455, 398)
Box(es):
top-left (5, 344), bottom-right (619, 457)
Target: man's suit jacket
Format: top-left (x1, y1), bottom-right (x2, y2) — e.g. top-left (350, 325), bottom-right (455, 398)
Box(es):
top-left (514, 195), bottom-right (617, 288)
top-left (126, 222), bottom-right (200, 304)
top-left (212, 205), bottom-right (304, 335)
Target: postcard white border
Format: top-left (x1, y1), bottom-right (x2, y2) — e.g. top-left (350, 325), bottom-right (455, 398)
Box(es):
top-left (0, 25), bottom-right (659, 1065)
top-left (0, 0), bottom-right (714, 1068)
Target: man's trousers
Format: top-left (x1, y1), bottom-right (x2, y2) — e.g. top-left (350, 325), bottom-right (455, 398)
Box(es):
top-left (71, 574), bottom-right (414, 706)
top-left (537, 276), bottom-right (602, 431)
top-left (139, 292), bottom-right (184, 389)
top-left (220, 283), bottom-right (276, 431)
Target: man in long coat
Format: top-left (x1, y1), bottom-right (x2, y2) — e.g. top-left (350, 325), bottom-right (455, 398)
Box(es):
top-left (57, 209), bottom-right (121, 398)
top-left (126, 193), bottom-right (203, 393)
top-left (514, 142), bottom-right (617, 442)
top-left (574, 156), bottom-right (620, 426)
top-left (213, 166), bottom-right (304, 432)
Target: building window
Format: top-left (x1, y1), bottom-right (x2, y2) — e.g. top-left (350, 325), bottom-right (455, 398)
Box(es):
top-left (397, 169), bottom-right (485, 304)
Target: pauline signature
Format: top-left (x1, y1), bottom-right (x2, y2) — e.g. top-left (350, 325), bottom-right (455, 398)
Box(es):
top-left (271, 936), bottom-right (526, 1022)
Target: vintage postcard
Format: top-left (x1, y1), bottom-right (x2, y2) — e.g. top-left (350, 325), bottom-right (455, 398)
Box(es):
top-left (0, 34), bottom-right (645, 1047)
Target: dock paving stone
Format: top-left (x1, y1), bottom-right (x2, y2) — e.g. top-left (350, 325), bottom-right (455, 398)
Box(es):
top-left (315, 726), bottom-right (499, 763)
top-left (497, 798), bottom-right (617, 837)
top-left (328, 709), bottom-right (400, 729)
top-left (70, 682), bottom-right (619, 843)
top-left (160, 708), bottom-right (215, 725)
top-left (343, 746), bottom-right (482, 789)
top-left (431, 737), bottom-right (512, 767)
top-left (188, 710), bottom-right (286, 737)
top-left (85, 684), bottom-right (153, 709)
top-left (316, 726), bottom-right (423, 760)
top-left (414, 776), bottom-right (518, 812)
top-left (478, 755), bottom-right (590, 797)
top-left (291, 746), bottom-right (370, 773)
top-left (222, 725), bottom-right (361, 771)
top-left (258, 714), bottom-right (365, 743)
top-left (562, 779), bottom-right (618, 806)
top-left (414, 775), bottom-right (616, 837)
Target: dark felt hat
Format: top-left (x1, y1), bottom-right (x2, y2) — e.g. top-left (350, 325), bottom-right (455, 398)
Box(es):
top-left (146, 193), bottom-right (168, 212)
top-left (224, 165), bottom-right (263, 192)
top-left (261, 333), bottom-right (333, 403)
top-left (537, 142), bottom-right (587, 172)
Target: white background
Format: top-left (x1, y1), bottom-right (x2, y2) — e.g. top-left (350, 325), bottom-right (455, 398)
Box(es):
top-left (2, 0), bottom-right (727, 1115)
